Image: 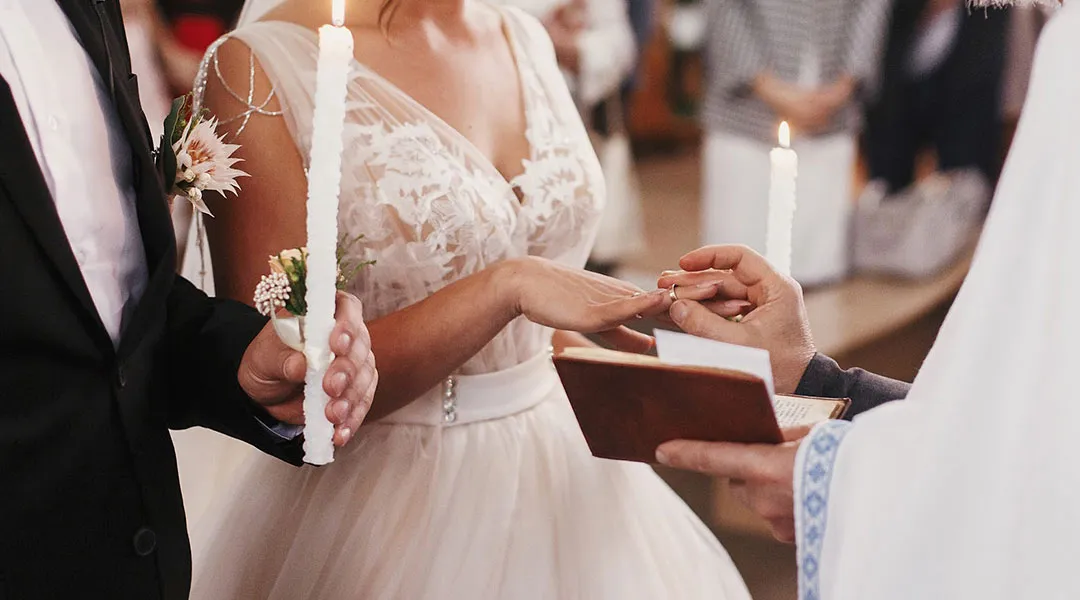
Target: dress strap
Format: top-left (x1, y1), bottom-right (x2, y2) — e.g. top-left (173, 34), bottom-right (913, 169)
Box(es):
top-left (192, 34), bottom-right (284, 137)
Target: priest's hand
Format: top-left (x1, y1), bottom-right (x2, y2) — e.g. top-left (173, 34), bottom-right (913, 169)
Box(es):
top-left (657, 245), bottom-right (816, 395)
top-left (238, 292), bottom-right (378, 446)
top-left (655, 426), bottom-right (811, 543)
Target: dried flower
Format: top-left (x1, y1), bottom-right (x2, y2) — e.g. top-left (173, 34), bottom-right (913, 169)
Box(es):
top-left (254, 272), bottom-right (291, 317)
top-left (254, 239), bottom-right (374, 318)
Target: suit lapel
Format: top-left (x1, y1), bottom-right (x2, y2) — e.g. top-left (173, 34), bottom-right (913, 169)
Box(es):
top-left (0, 78), bottom-right (114, 352)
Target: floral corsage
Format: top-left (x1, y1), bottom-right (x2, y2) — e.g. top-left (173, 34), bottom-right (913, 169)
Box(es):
top-left (254, 237), bottom-right (375, 350)
top-left (157, 93), bottom-right (247, 215)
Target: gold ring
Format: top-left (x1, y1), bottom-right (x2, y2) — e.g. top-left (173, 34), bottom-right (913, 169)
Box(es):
top-left (669, 284), bottom-right (679, 303)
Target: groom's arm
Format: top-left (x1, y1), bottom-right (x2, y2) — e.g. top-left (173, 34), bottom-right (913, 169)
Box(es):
top-left (162, 275), bottom-right (304, 465)
top-left (795, 353), bottom-right (910, 419)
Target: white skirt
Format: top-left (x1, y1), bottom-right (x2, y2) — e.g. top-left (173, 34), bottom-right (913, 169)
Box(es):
top-left (702, 131), bottom-right (856, 286)
top-left (190, 353), bottom-right (751, 599)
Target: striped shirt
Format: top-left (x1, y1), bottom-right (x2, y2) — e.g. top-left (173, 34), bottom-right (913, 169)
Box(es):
top-left (702, 0), bottom-right (891, 142)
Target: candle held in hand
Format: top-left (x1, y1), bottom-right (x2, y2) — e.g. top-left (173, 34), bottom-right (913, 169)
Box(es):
top-left (766, 121), bottom-right (798, 277)
top-left (301, 7), bottom-right (354, 465)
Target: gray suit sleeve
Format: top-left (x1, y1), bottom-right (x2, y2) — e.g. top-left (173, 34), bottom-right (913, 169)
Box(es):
top-left (794, 353), bottom-right (910, 419)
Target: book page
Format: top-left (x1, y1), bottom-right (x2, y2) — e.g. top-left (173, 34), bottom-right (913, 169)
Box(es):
top-left (654, 330), bottom-right (775, 397)
top-left (774, 395), bottom-right (841, 428)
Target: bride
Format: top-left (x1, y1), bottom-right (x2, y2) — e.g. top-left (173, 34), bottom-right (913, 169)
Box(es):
top-left (188, 0), bottom-right (751, 597)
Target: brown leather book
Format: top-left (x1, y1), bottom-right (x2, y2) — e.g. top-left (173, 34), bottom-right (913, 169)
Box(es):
top-left (554, 347), bottom-right (849, 464)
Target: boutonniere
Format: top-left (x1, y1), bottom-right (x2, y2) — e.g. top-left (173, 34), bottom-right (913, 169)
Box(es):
top-left (253, 237), bottom-right (375, 350)
top-left (156, 93), bottom-right (247, 215)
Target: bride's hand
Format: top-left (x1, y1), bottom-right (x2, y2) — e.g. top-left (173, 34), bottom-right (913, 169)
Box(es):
top-left (497, 257), bottom-right (720, 349)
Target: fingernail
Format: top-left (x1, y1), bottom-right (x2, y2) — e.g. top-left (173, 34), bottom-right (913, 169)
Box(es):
top-left (725, 300), bottom-right (752, 309)
top-left (284, 354), bottom-right (305, 378)
top-left (337, 331), bottom-right (352, 351)
top-left (696, 282), bottom-right (719, 289)
top-left (339, 427), bottom-right (352, 445)
top-left (333, 400), bottom-right (350, 421)
top-left (331, 372), bottom-right (348, 396)
top-left (655, 448), bottom-right (669, 465)
top-left (670, 301), bottom-right (688, 323)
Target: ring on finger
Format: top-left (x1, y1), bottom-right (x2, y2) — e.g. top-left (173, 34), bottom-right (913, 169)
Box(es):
top-left (669, 284), bottom-right (679, 303)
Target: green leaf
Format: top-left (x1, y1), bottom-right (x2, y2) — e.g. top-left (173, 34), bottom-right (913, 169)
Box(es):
top-left (159, 96), bottom-right (189, 190)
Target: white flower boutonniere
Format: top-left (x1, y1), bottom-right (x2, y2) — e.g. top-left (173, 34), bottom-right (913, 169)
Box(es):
top-left (157, 93), bottom-right (247, 216)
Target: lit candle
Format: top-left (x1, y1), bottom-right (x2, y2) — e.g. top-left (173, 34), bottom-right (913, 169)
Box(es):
top-left (766, 121), bottom-right (798, 276)
top-left (301, 0), bottom-right (353, 465)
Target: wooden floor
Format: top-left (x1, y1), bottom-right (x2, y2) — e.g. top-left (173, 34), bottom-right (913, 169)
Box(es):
top-left (628, 149), bottom-right (971, 600)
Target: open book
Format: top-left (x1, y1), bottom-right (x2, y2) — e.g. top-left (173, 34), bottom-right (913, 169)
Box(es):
top-left (553, 331), bottom-right (848, 463)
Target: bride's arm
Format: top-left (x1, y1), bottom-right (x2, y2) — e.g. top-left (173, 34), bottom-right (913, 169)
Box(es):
top-left (201, 39), bottom-right (680, 420)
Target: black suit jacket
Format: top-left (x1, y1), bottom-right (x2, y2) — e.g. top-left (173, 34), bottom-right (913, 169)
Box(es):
top-left (795, 354), bottom-right (911, 419)
top-left (0, 2), bottom-right (303, 598)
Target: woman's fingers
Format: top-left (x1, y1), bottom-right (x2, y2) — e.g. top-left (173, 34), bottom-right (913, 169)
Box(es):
top-left (594, 289), bottom-right (667, 326)
top-left (596, 327), bottom-right (655, 354)
top-left (658, 271), bottom-right (750, 302)
top-left (698, 299), bottom-right (755, 318)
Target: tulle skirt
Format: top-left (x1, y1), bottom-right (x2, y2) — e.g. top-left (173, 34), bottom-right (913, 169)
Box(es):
top-left (190, 354), bottom-right (751, 599)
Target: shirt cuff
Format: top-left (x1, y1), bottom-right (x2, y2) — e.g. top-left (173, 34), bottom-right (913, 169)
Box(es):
top-left (254, 413), bottom-right (304, 441)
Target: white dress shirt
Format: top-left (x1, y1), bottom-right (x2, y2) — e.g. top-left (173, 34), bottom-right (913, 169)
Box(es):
top-left (0, 0), bottom-right (147, 347)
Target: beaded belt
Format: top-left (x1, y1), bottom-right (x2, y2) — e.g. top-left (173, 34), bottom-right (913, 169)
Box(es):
top-left (377, 352), bottom-right (559, 427)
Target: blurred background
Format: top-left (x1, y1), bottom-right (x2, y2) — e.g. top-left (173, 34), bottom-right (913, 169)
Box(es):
top-left (120, 0), bottom-right (1052, 597)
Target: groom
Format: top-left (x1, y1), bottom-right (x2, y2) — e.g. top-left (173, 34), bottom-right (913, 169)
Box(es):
top-left (0, 1), bottom-right (377, 598)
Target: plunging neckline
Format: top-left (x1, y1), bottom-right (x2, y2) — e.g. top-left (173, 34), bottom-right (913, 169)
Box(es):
top-left (270, 7), bottom-right (536, 205)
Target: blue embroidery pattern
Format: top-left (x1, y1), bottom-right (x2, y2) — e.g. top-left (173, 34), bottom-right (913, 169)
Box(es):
top-left (797, 420), bottom-right (853, 600)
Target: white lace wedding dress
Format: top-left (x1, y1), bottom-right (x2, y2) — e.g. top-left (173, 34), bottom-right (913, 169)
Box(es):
top-left (189, 8), bottom-right (750, 599)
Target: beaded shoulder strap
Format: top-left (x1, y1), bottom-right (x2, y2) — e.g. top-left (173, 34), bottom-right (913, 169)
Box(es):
top-left (191, 34), bottom-right (284, 137)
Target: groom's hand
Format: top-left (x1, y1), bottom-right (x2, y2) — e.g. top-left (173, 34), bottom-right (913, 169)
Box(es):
top-left (238, 292), bottom-right (377, 446)
top-left (657, 245), bottom-right (816, 395)
top-left (656, 426), bottom-right (811, 543)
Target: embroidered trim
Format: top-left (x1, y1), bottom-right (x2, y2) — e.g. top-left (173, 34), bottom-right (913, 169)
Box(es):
top-left (796, 419), bottom-right (853, 600)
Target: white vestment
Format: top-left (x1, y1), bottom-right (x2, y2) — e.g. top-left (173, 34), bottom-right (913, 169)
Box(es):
top-left (793, 4), bottom-right (1080, 599)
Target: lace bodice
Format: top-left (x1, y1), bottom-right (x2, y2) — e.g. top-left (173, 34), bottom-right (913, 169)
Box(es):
top-left (201, 8), bottom-right (604, 375)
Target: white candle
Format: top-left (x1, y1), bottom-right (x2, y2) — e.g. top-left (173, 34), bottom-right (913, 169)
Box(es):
top-left (301, 0), bottom-right (353, 465)
top-left (766, 121), bottom-right (798, 277)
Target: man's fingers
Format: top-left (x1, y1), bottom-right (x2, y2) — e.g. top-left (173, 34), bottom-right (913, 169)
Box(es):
top-left (655, 439), bottom-right (771, 480)
top-left (668, 300), bottom-right (746, 345)
top-left (698, 299), bottom-right (754, 318)
top-left (596, 327), bottom-right (655, 354)
top-left (678, 245), bottom-right (776, 289)
top-left (781, 424), bottom-right (814, 442)
top-left (282, 352), bottom-right (307, 384)
top-left (770, 519), bottom-right (796, 544)
top-left (656, 273), bottom-right (751, 303)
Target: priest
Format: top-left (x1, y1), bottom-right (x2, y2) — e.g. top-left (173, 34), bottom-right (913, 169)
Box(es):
top-left (656, 1), bottom-right (1079, 598)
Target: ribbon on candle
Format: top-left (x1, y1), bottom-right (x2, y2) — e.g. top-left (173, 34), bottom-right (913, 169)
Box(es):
top-left (301, 8), bottom-right (354, 465)
top-left (766, 121), bottom-right (798, 277)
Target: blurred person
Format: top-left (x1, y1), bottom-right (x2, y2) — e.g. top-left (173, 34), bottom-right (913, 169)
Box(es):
top-left (701, 0), bottom-right (891, 286)
top-left (852, 0), bottom-right (1008, 279)
top-left (156, 0), bottom-right (246, 92)
top-left (864, 0), bottom-right (1009, 193)
top-left (492, 0), bottom-right (646, 275)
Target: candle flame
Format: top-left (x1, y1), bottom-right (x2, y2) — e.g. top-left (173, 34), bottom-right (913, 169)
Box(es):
top-left (778, 121), bottom-right (791, 149)
top-left (332, 0), bottom-right (346, 26)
